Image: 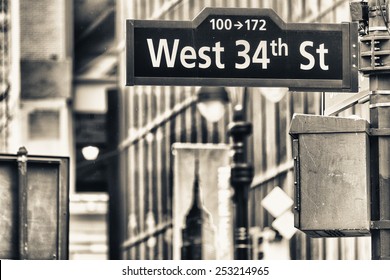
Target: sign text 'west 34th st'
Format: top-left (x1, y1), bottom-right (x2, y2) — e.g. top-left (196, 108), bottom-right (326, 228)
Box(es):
top-left (126, 8), bottom-right (358, 91)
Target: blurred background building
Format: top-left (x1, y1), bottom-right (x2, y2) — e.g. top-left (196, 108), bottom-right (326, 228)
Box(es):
top-left (0, 0), bottom-right (21, 152)
top-left (0, 0), bottom-right (372, 260)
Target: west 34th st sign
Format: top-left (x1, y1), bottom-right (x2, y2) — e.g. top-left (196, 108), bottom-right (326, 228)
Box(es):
top-left (126, 8), bottom-right (358, 92)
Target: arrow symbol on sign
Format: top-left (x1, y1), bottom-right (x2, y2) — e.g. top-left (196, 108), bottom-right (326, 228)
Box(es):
top-left (234, 21), bottom-right (243, 30)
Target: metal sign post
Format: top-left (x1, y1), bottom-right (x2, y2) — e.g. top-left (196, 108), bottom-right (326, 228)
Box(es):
top-left (359, 0), bottom-right (390, 260)
top-left (127, 7), bottom-right (358, 92)
top-left (17, 147), bottom-right (28, 260)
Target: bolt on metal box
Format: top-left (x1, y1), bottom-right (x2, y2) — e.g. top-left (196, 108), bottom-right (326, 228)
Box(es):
top-left (289, 114), bottom-right (370, 238)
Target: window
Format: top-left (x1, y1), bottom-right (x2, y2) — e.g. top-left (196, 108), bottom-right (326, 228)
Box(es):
top-left (28, 110), bottom-right (60, 140)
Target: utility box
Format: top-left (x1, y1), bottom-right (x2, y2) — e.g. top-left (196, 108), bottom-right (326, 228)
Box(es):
top-left (0, 151), bottom-right (69, 259)
top-left (289, 114), bottom-right (370, 238)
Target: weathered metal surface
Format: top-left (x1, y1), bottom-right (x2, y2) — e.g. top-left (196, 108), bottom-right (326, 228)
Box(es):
top-left (0, 161), bottom-right (18, 259)
top-left (290, 114), bottom-right (370, 238)
top-left (17, 147), bottom-right (28, 259)
top-left (0, 153), bottom-right (69, 259)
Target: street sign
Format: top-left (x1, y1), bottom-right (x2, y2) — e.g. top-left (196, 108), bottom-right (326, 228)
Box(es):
top-left (261, 186), bottom-right (293, 218)
top-left (272, 211), bottom-right (297, 240)
top-left (126, 8), bottom-right (358, 91)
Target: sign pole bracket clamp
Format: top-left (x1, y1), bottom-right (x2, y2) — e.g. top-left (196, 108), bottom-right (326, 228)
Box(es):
top-left (369, 128), bottom-right (390, 136)
top-left (371, 220), bottom-right (390, 230)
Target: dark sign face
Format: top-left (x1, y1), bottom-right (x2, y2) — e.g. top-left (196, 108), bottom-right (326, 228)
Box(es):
top-left (127, 8), bottom-right (358, 92)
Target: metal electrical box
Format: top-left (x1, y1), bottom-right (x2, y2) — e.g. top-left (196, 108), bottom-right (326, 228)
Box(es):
top-left (0, 152), bottom-right (69, 259)
top-left (289, 114), bottom-right (370, 238)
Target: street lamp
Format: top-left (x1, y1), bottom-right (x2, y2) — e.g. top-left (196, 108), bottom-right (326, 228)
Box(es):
top-left (196, 87), bottom-right (229, 123)
top-left (81, 145), bottom-right (100, 160)
top-left (197, 87), bottom-right (254, 260)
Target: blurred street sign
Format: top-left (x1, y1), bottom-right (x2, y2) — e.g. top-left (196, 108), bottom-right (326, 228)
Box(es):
top-left (127, 7), bottom-right (358, 91)
top-left (172, 143), bottom-right (232, 260)
top-left (261, 186), bottom-right (293, 218)
top-left (262, 187), bottom-right (296, 240)
top-left (272, 211), bottom-right (297, 239)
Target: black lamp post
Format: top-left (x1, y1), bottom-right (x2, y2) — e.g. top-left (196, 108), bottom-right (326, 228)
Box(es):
top-left (227, 87), bottom-right (253, 260)
top-left (197, 87), bottom-right (253, 260)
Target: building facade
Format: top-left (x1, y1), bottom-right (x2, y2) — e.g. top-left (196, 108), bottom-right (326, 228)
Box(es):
top-left (14, 0), bottom-right (115, 260)
top-left (117, 0), bottom-right (372, 260)
top-left (0, 0), bottom-right (21, 153)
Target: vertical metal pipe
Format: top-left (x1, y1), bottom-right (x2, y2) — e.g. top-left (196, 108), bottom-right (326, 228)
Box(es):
top-left (107, 89), bottom-right (122, 260)
top-left (228, 87), bottom-right (254, 260)
top-left (369, 75), bottom-right (390, 260)
top-left (367, 0), bottom-right (390, 260)
top-left (17, 147), bottom-right (28, 260)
